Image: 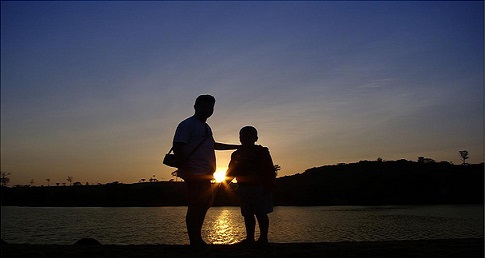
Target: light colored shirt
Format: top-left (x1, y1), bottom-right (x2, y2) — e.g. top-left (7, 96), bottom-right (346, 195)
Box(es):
top-left (173, 116), bottom-right (216, 176)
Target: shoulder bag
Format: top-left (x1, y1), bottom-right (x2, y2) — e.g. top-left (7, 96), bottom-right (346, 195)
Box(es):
top-left (163, 126), bottom-right (209, 168)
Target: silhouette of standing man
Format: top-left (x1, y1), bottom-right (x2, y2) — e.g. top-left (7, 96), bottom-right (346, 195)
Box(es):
top-left (172, 94), bottom-right (239, 246)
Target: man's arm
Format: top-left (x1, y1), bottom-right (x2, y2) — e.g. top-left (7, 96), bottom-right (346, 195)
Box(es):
top-left (214, 142), bottom-right (240, 150)
top-left (172, 142), bottom-right (187, 170)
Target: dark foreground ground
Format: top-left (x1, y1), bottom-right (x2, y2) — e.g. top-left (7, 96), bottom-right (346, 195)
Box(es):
top-left (1, 238), bottom-right (483, 258)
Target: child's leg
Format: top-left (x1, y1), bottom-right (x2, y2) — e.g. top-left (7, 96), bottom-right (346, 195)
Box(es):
top-left (256, 214), bottom-right (269, 243)
top-left (243, 215), bottom-right (256, 241)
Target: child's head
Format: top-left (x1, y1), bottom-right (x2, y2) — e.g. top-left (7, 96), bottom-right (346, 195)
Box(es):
top-left (239, 126), bottom-right (258, 146)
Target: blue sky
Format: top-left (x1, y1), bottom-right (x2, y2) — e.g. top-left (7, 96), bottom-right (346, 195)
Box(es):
top-left (1, 1), bottom-right (483, 186)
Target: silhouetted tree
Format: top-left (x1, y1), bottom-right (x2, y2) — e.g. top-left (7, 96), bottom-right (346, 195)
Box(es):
top-left (459, 150), bottom-right (469, 165)
top-left (67, 176), bottom-right (73, 186)
top-left (46, 178), bottom-right (50, 186)
top-left (1, 171), bottom-right (11, 186)
top-left (274, 164), bottom-right (281, 175)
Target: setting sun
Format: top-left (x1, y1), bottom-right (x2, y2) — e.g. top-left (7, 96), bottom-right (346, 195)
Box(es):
top-left (213, 168), bottom-right (227, 183)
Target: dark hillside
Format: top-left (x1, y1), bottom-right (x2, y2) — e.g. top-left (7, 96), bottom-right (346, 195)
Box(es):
top-left (274, 161), bottom-right (483, 206)
top-left (1, 161), bottom-right (483, 207)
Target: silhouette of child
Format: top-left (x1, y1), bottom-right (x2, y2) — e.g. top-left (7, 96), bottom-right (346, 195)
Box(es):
top-left (225, 126), bottom-right (276, 245)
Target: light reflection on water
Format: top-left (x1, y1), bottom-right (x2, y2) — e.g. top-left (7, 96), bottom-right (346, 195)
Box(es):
top-left (1, 205), bottom-right (483, 245)
top-left (205, 208), bottom-right (245, 244)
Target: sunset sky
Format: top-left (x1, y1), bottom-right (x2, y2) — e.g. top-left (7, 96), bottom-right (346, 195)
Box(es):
top-left (1, 1), bottom-right (483, 186)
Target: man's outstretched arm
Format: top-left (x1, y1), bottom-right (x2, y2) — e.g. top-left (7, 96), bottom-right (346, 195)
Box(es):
top-left (214, 142), bottom-right (240, 150)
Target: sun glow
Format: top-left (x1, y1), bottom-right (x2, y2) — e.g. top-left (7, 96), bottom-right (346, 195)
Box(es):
top-left (213, 168), bottom-right (227, 183)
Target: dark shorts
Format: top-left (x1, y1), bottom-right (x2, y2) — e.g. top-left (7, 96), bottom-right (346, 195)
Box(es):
top-left (185, 179), bottom-right (213, 210)
top-left (237, 184), bottom-right (273, 217)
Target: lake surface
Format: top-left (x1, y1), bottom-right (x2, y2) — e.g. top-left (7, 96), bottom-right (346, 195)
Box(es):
top-left (1, 205), bottom-right (483, 245)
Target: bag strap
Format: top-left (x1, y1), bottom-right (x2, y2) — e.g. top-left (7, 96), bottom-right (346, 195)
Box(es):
top-left (167, 125), bottom-right (209, 158)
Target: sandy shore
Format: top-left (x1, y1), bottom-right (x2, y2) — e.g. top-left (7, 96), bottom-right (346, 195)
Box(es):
top-left (1, 238), bottom-right (483, 258)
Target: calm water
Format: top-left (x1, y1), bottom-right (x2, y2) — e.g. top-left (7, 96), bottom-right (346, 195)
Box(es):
top-left (1, 205), bottom-right (483, 245)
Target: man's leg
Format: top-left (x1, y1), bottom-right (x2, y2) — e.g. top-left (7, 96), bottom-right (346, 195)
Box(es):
top-left (186, 179), bottom-right (212, 246)
top-left (186, 205), bottom-right (199, 244)
top-left (243, 215), bottom-right (256, 242)
top-left (185, 180), bottom-right (200, 245)
top-left (256, 214), bottom-right (269, 243)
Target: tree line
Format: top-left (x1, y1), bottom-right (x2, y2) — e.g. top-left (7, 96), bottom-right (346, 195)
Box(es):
top-left (1, 159), bottom-right (482, 207)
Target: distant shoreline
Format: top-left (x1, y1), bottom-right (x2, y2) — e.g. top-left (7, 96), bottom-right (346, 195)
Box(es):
top-left (1, 238), bottom-right (483, 258)
top-left (2, 161), bottom-right (483, 207)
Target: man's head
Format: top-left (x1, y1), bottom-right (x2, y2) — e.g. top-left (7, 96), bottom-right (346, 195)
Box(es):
top-left (194, 94), bottom-right (215, 121)
top-left (239, 126), bottom-right (258, 146)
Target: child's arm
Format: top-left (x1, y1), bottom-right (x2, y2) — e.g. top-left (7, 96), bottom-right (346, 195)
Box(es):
top-left (223, 152), bottom-right (238, 186)
top-left (223, 176), bottom-right (236, 185)
top-left (220, 171), bottom-right (236, 190)
top-left (261, 147), bottom-right (276, 193)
